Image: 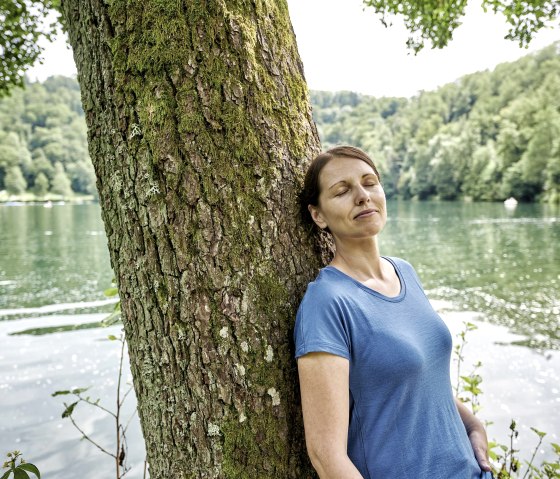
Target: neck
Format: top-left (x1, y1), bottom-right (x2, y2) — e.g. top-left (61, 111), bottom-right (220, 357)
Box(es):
top-left (330, 236), bottom-right (385, 280)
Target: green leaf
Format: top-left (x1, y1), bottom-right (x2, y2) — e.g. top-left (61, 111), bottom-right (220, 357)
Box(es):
top-left (52, 387), bottom-right (89, 397)
top-left (530, 427), bottom-right (546, 439)
top-left (70, 387), bottom-right (89, 395)
top-left (51, 390), bottom-right (71, 397)
top-left (17, 464), bottom-right (40, 479)
top-left (62, 401), bottom-right (78, 418)
top-left (13, 469), bottom-right (29, 479)
top-left (551, 443), bottom-right (560, 454)
top-left (1, 470), bottom-right (13, 479)
top-left (103, 287), bottom-right (119, 297)
top-left (101, 307), bottom-right (122, 327)
top-left (466, 386), bottom-right (482, 395)
top-left (107, 335), bottom-right (118, 341)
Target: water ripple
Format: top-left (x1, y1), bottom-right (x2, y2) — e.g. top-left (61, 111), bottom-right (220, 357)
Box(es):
top-left (0, 298), bottom-right (119, 319)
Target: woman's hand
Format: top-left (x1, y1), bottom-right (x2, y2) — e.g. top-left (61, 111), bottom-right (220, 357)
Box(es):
top-left (454, 398), bottom-right (492, 472)
top-left (468, 427), bottom-right (492, 472)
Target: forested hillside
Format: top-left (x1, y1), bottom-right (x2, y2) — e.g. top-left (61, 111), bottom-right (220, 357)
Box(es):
top-left (312, 42), bottom-right (560, 203)
top-left (1, 42), bottom-right (559, 202)
top-left (0, 76), bottom-right (96, 199)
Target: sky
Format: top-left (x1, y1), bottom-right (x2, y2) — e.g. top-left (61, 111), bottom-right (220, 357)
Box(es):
top-left (26, 0), bottom-right (560, 98)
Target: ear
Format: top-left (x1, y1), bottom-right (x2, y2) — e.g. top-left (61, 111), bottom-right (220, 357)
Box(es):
top-left (308, 204), bottom-right (327, 230)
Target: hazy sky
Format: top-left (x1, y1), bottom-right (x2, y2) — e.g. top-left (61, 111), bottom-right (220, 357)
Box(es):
top-left (27, 0), bottom-right (560, 98)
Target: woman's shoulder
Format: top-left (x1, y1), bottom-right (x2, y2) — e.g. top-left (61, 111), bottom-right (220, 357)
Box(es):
top-left (385, 255), bottom-right (412, 267)
top-left (385, 256), bottom-right (426, 290)
top-left (385, 256), bottom-right (416, 274)
top-left (301, 267), bottom-right (355, 302)
top-left (295, 269), bottom-right (354, 359)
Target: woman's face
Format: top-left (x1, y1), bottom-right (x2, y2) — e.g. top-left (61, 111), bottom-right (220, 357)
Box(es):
top-left (309, 156), bottom-right (387, 241)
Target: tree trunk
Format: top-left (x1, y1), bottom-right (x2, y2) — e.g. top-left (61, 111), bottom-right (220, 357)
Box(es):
top-left (60, 0), bottom-right (324, 477)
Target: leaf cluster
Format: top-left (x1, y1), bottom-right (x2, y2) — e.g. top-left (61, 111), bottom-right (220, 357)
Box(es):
top-left (1, 451), bottom-right (40, 479)
top-left (483, 0), bottom-right (560, 48)
top-left (362, 0), bottom-right (560, 53)
top-left (364, 0), bottom-right (469, 52)
top-left (0, 0), bottom-right (61, 96)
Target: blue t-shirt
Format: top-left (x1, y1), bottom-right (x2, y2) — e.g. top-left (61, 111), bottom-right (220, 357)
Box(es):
top-left (294, 257), bottom-right (489, 479)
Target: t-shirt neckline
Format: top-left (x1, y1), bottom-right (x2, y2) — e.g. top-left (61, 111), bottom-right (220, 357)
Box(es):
top-left (323, 256), bottom-right (406, 303)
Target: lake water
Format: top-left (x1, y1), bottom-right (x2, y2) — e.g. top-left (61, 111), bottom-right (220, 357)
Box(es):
top-left (0, 201), bottom-right (558, 477)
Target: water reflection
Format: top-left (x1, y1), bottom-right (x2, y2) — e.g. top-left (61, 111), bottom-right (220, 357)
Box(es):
top-left (380, 200), bottom-right (560, 350)
top-left (1, 201), bottom-right (558, 348)
top-left (0, 204), bottom-right (113, 315)
top-left (0, 314), bottom-right (146, 479)
top-left (0, 202), bottom-right (559, 475)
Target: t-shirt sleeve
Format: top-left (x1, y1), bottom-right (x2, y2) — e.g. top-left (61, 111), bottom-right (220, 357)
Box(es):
top-left (294, 290), bottom-right (351, 360)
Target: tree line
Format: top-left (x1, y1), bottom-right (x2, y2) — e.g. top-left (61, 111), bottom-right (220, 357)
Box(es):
top-left (312, 41), bottom-right (560, 203)
top-left (1, 42), bottom-right (559, 203)
top-left (0, 75), bottom-right (96, 198)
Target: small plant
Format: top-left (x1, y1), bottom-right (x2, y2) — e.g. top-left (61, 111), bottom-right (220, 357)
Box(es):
top-left (52, 334), bottom-right (136, 479)
top-left (490, 419), bottom-right (521, 478)
top-left (453, 321), bottom-right (478, 395)
top-left (453, 321), bottom-right (483, 415)
top-left (102, 280), bottom-right (121, 326)
top-left (454, 321), bottom-right (560, 478)
top-left (1, 451), bottom-right (40, 479)
top-left (51, 282), bottom-right (148, 477)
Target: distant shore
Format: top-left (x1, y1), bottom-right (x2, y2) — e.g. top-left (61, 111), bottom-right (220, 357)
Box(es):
top-left (0, 191), bottom-right (97, 204)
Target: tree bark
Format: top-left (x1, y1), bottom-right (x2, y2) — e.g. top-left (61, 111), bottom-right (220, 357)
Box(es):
top-left (60, 0), bottom-right (324, 477)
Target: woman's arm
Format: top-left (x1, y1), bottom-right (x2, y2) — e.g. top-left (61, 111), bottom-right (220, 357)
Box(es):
top-left (454, 398), bottom-right (492, 472)
top-left (298, 352), bottom-right (364, 479)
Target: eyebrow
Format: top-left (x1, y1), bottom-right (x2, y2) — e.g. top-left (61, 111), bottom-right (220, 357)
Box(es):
top-left (328, 173), bottom-right (377, 190)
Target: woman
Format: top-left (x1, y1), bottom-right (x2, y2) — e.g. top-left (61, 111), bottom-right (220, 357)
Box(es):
top-left (294, 146), bottom-right (493, 479)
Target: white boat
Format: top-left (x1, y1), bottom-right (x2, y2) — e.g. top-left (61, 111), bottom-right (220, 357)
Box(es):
top-left (504, 197), bottom-right (518, 208)
top-left (43, 201), bottom-right (53, 208)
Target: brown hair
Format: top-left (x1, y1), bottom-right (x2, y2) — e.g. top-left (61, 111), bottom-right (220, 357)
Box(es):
top-left (299, 145), bottom-right (381, 232)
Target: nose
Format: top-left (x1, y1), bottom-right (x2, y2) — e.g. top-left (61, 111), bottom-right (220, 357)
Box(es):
top-left (354, 184), bottom-right (370, 205)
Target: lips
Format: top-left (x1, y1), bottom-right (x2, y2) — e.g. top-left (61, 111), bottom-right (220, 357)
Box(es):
top-left (354, 208), bottom-right (377, 219)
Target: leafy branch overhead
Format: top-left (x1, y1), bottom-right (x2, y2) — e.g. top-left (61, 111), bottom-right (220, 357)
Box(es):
top-left (0, 1), bottom-right (558, 94)
top-left (362, 0), bottom-right (560, 53)
top-left (0, 0), bottom-right (61, 95)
